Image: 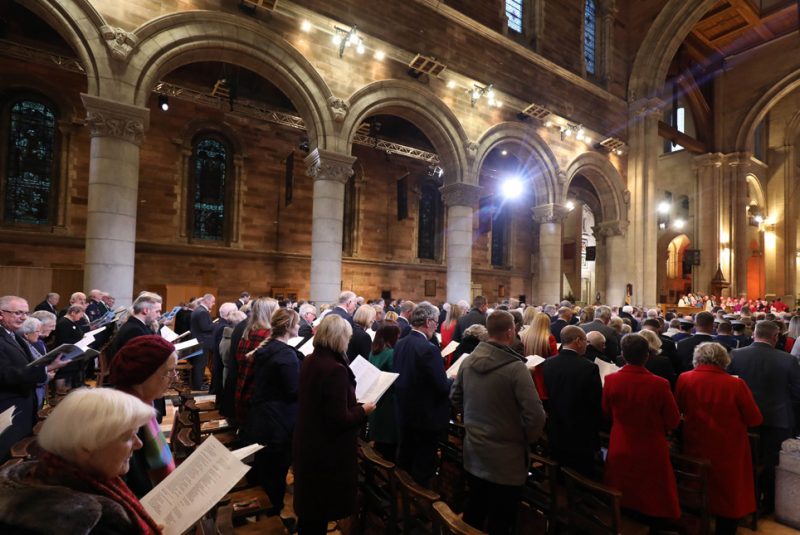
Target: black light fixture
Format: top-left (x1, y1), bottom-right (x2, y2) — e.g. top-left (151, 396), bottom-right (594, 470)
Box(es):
top-left (158, 95), bottom-right (169, 111)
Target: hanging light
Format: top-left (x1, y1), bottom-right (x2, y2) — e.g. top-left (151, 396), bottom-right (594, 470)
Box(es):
top-left (158, 95), bottom-right (169, 111)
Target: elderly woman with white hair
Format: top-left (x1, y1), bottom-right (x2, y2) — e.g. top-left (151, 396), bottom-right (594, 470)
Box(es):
top-left (675, 342), bottom-right (763, 535)
top-left (17, 316), bottom-right (65, 409)
top-left (0, 388), bottom-right (161, 533)
top-left (637, 329), bottom-right (677, 389)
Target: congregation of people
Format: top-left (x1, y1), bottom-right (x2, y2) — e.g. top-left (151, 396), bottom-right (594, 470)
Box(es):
top-left (0, 287), bottom-right (799, 535)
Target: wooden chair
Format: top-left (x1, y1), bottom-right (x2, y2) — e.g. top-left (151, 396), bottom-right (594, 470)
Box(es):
top-left (195, 503), bottom-right (234, 535)
top-left (395, 467), bottom-right (440, 535)
top-left (431, 501), bottom-right (486, 535)
top-left (434, 421), bottom-right (467, 512)
top-left (10, 436), bottom-right (40, 460)
top-left (357, 441), bottom-right (398, 535)
top-left (519, 453), bottom-right (561, 535)
top-left (671, 453), bottom-right (711, 535)
top-left (561, 468), bottom-right (649, 535)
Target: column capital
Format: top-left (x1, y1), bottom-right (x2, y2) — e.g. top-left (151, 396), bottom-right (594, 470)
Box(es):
top-left (304, 148), bottom-right (356, 183)
top-left (593, 219), bottom-right (628, 237)
top-left (629, 97), bottom-right (664, 118)
top-left (723, 152), bottom-right (753, 167)
top-left (532, 203), bottom-right (571, 224)
top-left (440, 183), bottom-right (481, 207)
top-left (692, 152), bottom-right (725, 170)
top-left (80, 94), bottom-right (149, 146)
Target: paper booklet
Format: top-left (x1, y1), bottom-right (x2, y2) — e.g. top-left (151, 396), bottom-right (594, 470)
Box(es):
top-left (297, 337), bottom-right (315, 356)
top-left (27, 338), bottom-right (100, 367)
top-left (174, 338), bottom-right (200, 352)
top-left (88, 310), bottom-right (116, 329)
top-left (160, 326), bottom-right (191, 343)
top-left (349, 356), bottom-right (399, 405)
top-left (366, 329), bottom-right (376, 341)
top-left (441, 340), bottom-right (459, 358)
top-left (0, 406), bottom-right (15, 437)
top-left (140, 435), bottom-right (252, 535)
top-left (446, 353), bottom-right (470, 379)
top-left (595, 358), bottom-right (620, 386)
top-left (525, 355), bottom-right (546, 369)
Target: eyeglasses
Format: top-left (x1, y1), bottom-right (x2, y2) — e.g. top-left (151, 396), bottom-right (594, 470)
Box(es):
top-left (2, 310), bottom-right (29, 317)
top-left (162, 369), bottom-right (179, 379)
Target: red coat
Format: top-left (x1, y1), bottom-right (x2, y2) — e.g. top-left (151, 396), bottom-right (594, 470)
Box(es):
top-left (675, 365), bottom-right (763, 517)
top-left (603, 365), bottom-right (681, 519)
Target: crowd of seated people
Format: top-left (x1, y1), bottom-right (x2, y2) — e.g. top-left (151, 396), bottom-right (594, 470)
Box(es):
top-left (2, 287), bottom-right (800, 535)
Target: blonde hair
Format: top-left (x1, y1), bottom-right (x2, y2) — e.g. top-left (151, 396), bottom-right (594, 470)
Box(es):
top-left (522, 312), bottom-right (553, 356)
top-left (639, 329), bottom-right (662, 353)
top-left (522, 306), bottom-right (538, 326)
top-left (244, 297), bottom-right (278, 338)
top-left (314, 314), bottom-right (352, 354)
top-left (353, 304), bottom-right (377, 329)
top-left (693, 342), bottom-right (731, 369)
top-left (384, 311), bottom-right (399, 322)
top-left (38, 388), bottom-right (153, 464)
top-left (609, 317), bottom-right (624, 333)
top-left (444, 303), bottom-right (465, 329)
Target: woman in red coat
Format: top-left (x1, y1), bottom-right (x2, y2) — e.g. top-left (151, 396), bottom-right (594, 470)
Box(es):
top-left (603, 334), bottom-right (681, 524)
top-left (292, 314), bottom-right (376, 535)
top-left (676, 342), bottom-right (763, 535)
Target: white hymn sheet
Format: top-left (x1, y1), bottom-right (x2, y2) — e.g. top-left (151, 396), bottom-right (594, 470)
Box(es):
top-left (174, 338), bottom-right (200, 352)
top-left (85, 326), bottom-right (107, 339)
top-left (75, 335), bottom-right (95, 351)
top-left (0, 406), bottom-right (14, 437)
top-left (160, 326), bottom-right (180, 342)
top-left (231, 443), bottom-right (264, 461)
top-left (140, 435), bottom-right (251, 535)
top-left (298, 337), bottom-right (315, 356)
top-left (525, 355), bottom-right (546, 369)
top-left (595, 359), bottom-right (620, 386)
top-left (441, 340), bottom-right (460, 358)
top-left (287, 336), bottom-right (304, 348)
top-left (349, 356), bottom-right (398, 405)
top-left (366, 329), bottom-right (376, 341)
top-left (446, 353), bottom-right (470, 379)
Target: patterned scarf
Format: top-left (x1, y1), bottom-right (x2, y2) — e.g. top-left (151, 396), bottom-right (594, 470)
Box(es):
top-left (35, 450), bottom-right (161, 534)
top-left (140, 415), bottom-right (175, 484)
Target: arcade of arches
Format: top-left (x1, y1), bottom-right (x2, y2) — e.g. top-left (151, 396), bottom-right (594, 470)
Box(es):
top-left (1, 0), bottom-right (799, 309)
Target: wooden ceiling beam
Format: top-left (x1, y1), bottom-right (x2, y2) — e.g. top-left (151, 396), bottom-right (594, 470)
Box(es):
top-left (658, 121), bottom-right (708, 154)
top-left (729, 0), bottom-right (775, 40)
top-left (677, 71), bottom-right (713, 146)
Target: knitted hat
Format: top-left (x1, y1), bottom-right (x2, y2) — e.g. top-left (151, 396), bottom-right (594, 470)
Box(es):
top-left (109, 335), bottom-right (176, 387)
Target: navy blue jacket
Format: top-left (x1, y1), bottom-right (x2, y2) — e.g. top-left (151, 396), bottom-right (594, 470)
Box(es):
top-left (190, 306), bottom-right (215, 350)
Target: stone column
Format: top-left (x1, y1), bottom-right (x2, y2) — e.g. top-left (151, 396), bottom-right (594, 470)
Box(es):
top-left (305, 148), bottom-right (356, 305)
top-left (693, 153), bottom-right (725, 294)
top-left (80, 94), bottom-right (149, 307)
top-left (726, 153), bottom-right (752, 297)
top-left (626, 98), bottom-right (662, 307)
top-left (593, 219), bottom-right (629, 306)
top-left (440, 183), bottom-right (481, 304)
top-left (533, 203), bottom-right (570, 305)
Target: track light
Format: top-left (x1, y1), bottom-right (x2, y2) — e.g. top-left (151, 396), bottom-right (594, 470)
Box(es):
top-left (158, 95), bottom-right (169, 111)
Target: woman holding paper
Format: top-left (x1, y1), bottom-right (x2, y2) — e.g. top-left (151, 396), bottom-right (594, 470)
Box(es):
top-left (367, 320), bottom-right (401, 461)
top-left (347, 304), bottom-right (376, 362)
top-left (109, 335), bottom-right (178, 498)
top-left (0, 388), bottom-right (161, 534)
top-left (293, 315), bottom-right (375, 535)
top-left (242, 308), bottom-right (303, 527)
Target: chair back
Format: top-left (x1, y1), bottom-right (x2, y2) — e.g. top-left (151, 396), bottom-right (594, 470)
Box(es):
top-left (562, 467), bottom-right (622, 535)
top-left (431, 501), bottom-right (486, 535)
top-left (395, 468), bottom-right (440, 535)
top-left (434, 421), bottom-right (467, 511)
top-left (357, 441), bottom-right (397, 535)
top-left (671, 453), bottom-right (711, 535)
top-left (520, 453), bottom-right (560, 534)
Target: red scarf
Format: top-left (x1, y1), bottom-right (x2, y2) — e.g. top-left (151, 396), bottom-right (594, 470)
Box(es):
top-left (36, 451), bottom-right (161, 534)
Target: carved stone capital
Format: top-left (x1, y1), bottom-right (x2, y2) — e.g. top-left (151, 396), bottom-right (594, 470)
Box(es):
top-left (593, 219), bottom-right (628, 237)
top-left (630, 97), bottom-right (664, 119)
top-left (532, 203), bottom-right (571, 224)
top-left (692, 152), bottom-right (725, 170)
top-left (80, 94), bottom-right (149, 146)
top-left (440, 183), bottom-right (481, 207)
top-left (327, 96), bottom-right (349, 122)
top-left (100, 25), bottom-right (138, 62)
top-left (724, 152), bottom-right (752, 168)
top-left (304, 148), bottom-right (356, 183)
top-left (464, 140), bottom-right (478, 159)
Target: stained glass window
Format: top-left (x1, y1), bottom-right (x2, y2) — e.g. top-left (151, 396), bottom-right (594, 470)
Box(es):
top-left (418, 181), bottom-right (441, 260)
top-left (506, 0), bottom-right (523, 33)
top-left (491, 200), bottom-right (509, 267)
top-left (4, 99), bottom-right (57, 225)
top-left (584, 0), bottom-right (597, 75)
top-left (190, 136), bottom-right (229, 241)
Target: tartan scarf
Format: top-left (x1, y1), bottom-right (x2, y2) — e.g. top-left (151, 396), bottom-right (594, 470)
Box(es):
top-left (234, 328), bottom-right (270, 423)
top-left (139, 415), bottom-right (175, 484)
top-left (35, 450), bottom-right (161, 534)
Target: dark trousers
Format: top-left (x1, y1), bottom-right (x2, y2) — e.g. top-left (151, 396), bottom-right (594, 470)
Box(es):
top-left (756, 425), bottom-right (792, 512)
top-left (715, 516), bottom-right (740, 535)
top-left (190, 349), bottom-right (210, 390)
top-left (297, 516), bottom-right (327, 535)
top-left (397, 426), bottom-right (441, 487)
top-left (463, 473), bottom-right (522, 535)
top-left (254, 443), bottom-right (292, 514)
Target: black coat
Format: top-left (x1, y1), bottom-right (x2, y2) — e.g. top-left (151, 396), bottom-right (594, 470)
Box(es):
top-left (579, 320), bottom-right (620, 362)
top-left (107, 317), bottom-right (152, 359)
top-left (243, 339), bottom-right (302, 446)
top-left (452, 308), bottom-right (486, 343)
top-left (329, 306), bottom-right (354, 327)
top-left (645, 353), bottom-right (677, 390)
top-left (190, 306), bottom-right (215, 350)
top-left (54, 317), bottom-right (83, 346)
top-left (293, 346), bottom-right (365, 521)
top-left (676, 333), bottom-right (715, 373)
top-left (550, 318), bottom-right (569, 343)
top-left (298, 319), bottom-right (313, 338)
top-left (397, 316), bottom-right (412, 338)
top-left (33, 300), bottom-right (57, 314)
top-left (346, 324), bottom-right (372, 362)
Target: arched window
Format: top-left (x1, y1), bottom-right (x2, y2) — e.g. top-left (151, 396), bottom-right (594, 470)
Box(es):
top-left (506, 0), bottom-right (524, 33)
top-left (189, 134), bottom-right (230, 241)
top-left (583, 0), bottom-right (597, 75)
top-left (491, 198), bottom-right (510, 267)
top-left (3, 98), bottom-right (58, 225)
top-left (418, 181), bottom-right (442, 261)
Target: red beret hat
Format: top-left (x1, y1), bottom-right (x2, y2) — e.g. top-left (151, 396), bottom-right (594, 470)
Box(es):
top-left (109, 335), bottom-right (176, 387)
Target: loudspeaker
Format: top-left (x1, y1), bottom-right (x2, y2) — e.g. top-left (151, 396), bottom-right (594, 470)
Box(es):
top-left (585, 246), bottom-right (596, 261)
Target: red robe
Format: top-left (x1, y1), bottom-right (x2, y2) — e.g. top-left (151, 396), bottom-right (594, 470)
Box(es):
top-left (675, 364), bottom-right (763, 518)
top-left (603, 365), bottom-right (681, 519)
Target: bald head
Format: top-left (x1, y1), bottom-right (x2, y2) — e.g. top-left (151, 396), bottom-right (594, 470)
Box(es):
top-left (586, 331), bottom-right (606, 351)
top-left (561, 325), bottom-right (587, 355)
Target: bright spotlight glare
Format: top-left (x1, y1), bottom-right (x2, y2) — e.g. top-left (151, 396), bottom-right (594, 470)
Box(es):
top-left (501, 178), bottom-right (524, 199)
top-left (657, 201), bottom-right (671, 215)
top-left (332, 34), bottom-right (342, 45)
top-left (566, 200), bottom-right (575, 211)
top-left (301, 20), bottom-right (312, 32)
top-left (374, 50), bottom-right (385, 60)
top-left (754, 214), bottom-right (764, 223)
top-left (356, 43), bottom-right (365, 54)
top-left (673, 218), bottom-right (686, 230)
top-left (446, 80), bottom-right (456, 89)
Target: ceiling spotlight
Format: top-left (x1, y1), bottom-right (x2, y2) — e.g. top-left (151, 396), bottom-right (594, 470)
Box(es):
top-left (566, 200), bottom-right (575, 211)
top-left (301, 20), bottom-right (312, 32)
top-left (332, 34), bottom-right (342, 45)
top-left (158, 95), bottom-right (169, 111)
top-left (501, 149), bottom-right (508, 156)
top-left (501, 177), bottom-right (524, 199)
top-left (584, 136), bottom-right (591, 145)
top-left (673, 218), bottom-right (686, 230)
top-left (374, 50), bottom-right (385, 60)
top-left (495, 100), bottom-right (503, 107)
top-left (356, 43), bottom-right (365, 54)
top-left (754, 214), bottom-right (764, 224)
top-left (545, 120), bottom-right (553, 128)
top-left (616, 149), bottom-right (623, 155)
top-left (657, 201), bottom-right (671, 215)
top-left (447, 80), bottom-right (456, 89)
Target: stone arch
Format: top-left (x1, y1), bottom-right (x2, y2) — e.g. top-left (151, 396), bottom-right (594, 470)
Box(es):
top-left (16, 0), bottom-right (107, 97)
top-left (628, 0), bottom-right (717, 102)
top-left (177, 119), bottom-right (247, 156)
top-left (0, 74), bottom-right (80, 121)
top-left (745, 174), bottom-right (766, 209)
top-left (340, 79), bottom-right (470, 186)
top-left (473, 122), bottom-right (561, 205)
top-left (735, 68), bottom-right (800, 150)
top-left (564, 152), bottom-right (627, 225)
top-left (130, 11), bottom-right (334, 151)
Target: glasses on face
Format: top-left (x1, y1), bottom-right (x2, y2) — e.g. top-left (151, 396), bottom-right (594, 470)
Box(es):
top-left (162, 369), bottom-right (179, 380)
top-left (2, 310), bottom-right (29, 317)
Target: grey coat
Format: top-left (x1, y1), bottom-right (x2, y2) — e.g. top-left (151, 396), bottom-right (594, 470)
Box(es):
top-left (451, 341), bottom-right (546, 486)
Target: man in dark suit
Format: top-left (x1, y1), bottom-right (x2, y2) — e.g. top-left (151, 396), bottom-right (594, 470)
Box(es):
top-left (85, 289), bottom-right (109, 323)
top-left (235, 291), bottom-right (250, 310)
top-left (550, 306), bottom-right (573, 344)
top-left (330, 290), bottom-right (356, 327)
top-left (453, 296), bottom-right (488, 343)
top-left (642, 318), bottom-right (680, 373)
top-left (619, 305), bottom-right (640, 332)
top-left (579, 305), bottom-right (619, 362)
top-left (190, 293), bottom-right (216, 390)
top-left (539, 325), bottom-right (603, 477)
top-left (729, 320), bottom-right (800, 513)
top-left (33, 293), bottom-right (59, 314)
top-left (585, 331), bottom-right (611, 363)
top-left (107, 293), bottom-right (160, 359)
top-left (0, 296), bottom-right (65, 461)
top-left (397, 300), bottom-right (416, 338)
top-left (298, 303), bottom-right (317, 339)
top-left (676, 311), bottom-right (716, 372)
top-left (393, 302), bottom-right (452, 487)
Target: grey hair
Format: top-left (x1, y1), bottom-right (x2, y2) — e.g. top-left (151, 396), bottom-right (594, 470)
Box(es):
top-left (30, 310), bottom-right (56, 326)
top-left (595, 305), bottom-right (612, 321)
top-left (693, 342), bottom-right (731, 369)
top-left (299, 303), bottom-right (317, 317)
top-left (132, 292), bottom-right (162, 314)
top-left (410, 301), bottom-right (439, 327)
top-left (338, 291), bottom-right (356, 305)
top-left (788, 316), bottom-right (800, 339)
top-left (754, 320), bottom-right (779, 340)
top-left (37, 388), bottom-right (154, 464)
top-left (18, 317), bottom-right (42, 336)
top-left (218, 302), bottom-right (237, 321)
top-left (463, 324), bottom-right (489, 341)
top-left (0, 295), bottom-right (23, 310)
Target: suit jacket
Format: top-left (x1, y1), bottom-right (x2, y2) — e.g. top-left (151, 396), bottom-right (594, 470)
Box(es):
top-left (393, 330), bottom-right (452, 433)
top-left (33, 300), bottom-right (57, 314)
top-left (619, 311), bottom-right (640, 332)
top-left (346, 324), bottom-right (372, 362)
top-left (539, 348), bottom-right (603, 471)
top-left (190, 306), bottom-right (215, 350)
top-left (658, 334), bottom-right (680, 372)
top-left (298, 318), bottom-right (314, 338)
top-left (550, 318), bottom-right (569, 343)
top-left (676, 333), bottom-right (715, 372)
top-left (452, 308), bottom-right (487, 343)
top-left (729, 341), bottom-right (800, 429)
top-left (85, 299), bottom-right (109, 323)
top-left (397, 316), bottom-right (412, 338)
top-left (107, 317), bottom-right (152, 359)
top-left (329, 306), bottom-right (354, 327)
top-left (55, 317), bottom-right (84, 345)
top-left (579, 320), bottom-right (619, 362)
top-left (0, 330), bottom-right (47, 460)
top-left (645, 353), bottom-right (677, 390)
